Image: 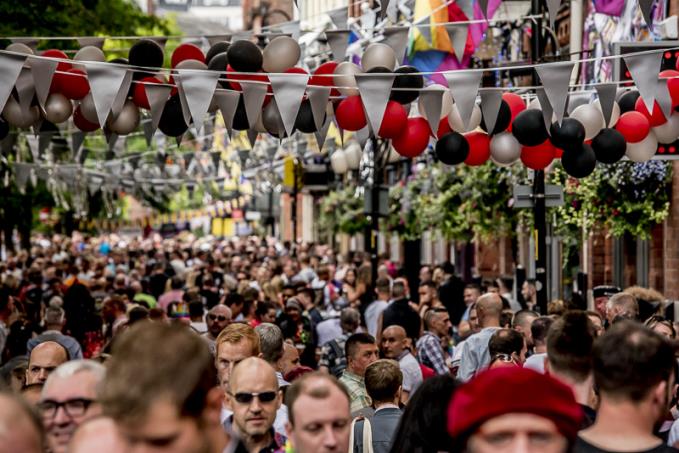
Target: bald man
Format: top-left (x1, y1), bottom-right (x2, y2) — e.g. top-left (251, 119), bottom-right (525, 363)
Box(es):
top-left (381, 325), bottom-right (422, 402)
top-left (26, 341), bottom-right (69, 385)
top-left (226, 357), bottom-right (285, 452)
top-left (457, 293), bottom-right (503, 382)
top-left (0, 392), bottom-right (44, 453)
top-left (68, 417), bottom-right (128, 453)
top-left (279, 342), bottom-right (301, 377)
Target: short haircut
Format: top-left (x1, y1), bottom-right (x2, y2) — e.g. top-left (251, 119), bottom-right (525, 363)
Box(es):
top-left (255, 323), bottom-right (284, 364)
top-left (188, 301), bottom-right (204, 318)
top-left (547, 311), bottom-right (595, 382)
top-left (488, 329), bottom-right (524, 357)
top-left (375, 277), bottom-right (391, 294)
top-left (255, 301), bottom-right (277, 319)
top-left (100, 323), bottom-right (217, 423)
top-left (44, 305), bottom-right (65, 326)
top-left (464, 283), bottom-right (481, 293)
top-left (364, 359), bottom-right (402, 404)
top-left (531, 316), bottom-right (554, 345)
top-left (345, 333), bottom-right (376, 360)
top-left (284, 372), bottom-right (350, 426)
top-left (419, 280), bottom-right (437, 290)
top-left (340, 308), bottom-right (360, 332)
top-left (593, 321), bottom-right (675, 402)
top-left (170, 276), bottom-right (184, 290)
top-left (43, 359), bottom-right (106, 393)
top-left (607, 293), bottom-right (638, 318)
top-left (512, 309), bottom-right (538, 329)
top-left (392, 281), bottom-right (406, 299)
top-left (216, 323), bottom-right (261, 356)
top-left (424, 307), bottom-right (448, 330)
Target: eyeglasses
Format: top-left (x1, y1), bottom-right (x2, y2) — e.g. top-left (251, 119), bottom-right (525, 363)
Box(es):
top-left (208, 314), bottom-right (228, 322)
top-left (38, 398), bottom-right (95, 419)
top-left (230, 391), bottom-right (277, 404)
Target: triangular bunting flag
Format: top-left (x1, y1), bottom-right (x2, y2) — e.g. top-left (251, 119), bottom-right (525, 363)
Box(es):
top-left (479, 89), bottom-right (503, 136)
top-left (15, 68), bottom-right (35, 113)
top-left (478, 0), bottom-right (490, 19)
top-left (355, 74), bottom-right (396, 135)
top-left (143, 118), bottom-right (155, 146)
top-left (656, 78), bottom-right (673, 120)
top-left (457, 0), bottom-right (474, 20)
top-left (247, 129), bottom-right (259, 149)
top-left (86, 62), bottom-right (129, 126)
top-left (546, 0), bottom-right (562, 31)
top-left (145, 83), bottom-right (172, 131)
top-left (71, 130), bottom-right (86, 155)
top-left (383, 27), bottom-right (410, 64)
top-left (269, 73), bottom-right (309, 137)
top-left (0, 53), bottom-right (27, 113)
top-left (418, 88), bottom-right (444, 135)
top-left (535, 61), bottom-right (574, 124)
top-left (624, 51), bottom-right (662, 112)
top-left (26, 135), bottom-right (40, 162)
top-left (149, 37), bottom-right (168, 49)
top-left (214, 90), bottom-right (240, 130)
top-left (14, 163), bottom-right (31, 193)
top-left (176, 69), bottom-right (220, 131)
top-left (308, 86), bottom-right (331, 131)
top-left (207, 35), bottom-right (231, 46)
top-left (595, 83), bottom-right (617, 128)
top-left (356, 126), bottom-right (370, 148)
top-left (536, 88), bottom-right (554, 132)
top-left (241, 82), bottom-right (268, 128)
top-left (444, 70), bottom-right (483, 130)
top-left (176, 79), bottom-right (193, 127)
top-left (29, 57), bottom-right (58, 110)
top-left (414, 16), bottom-right (432, 44)
top-left (111, 70), bottom-right (133, 120)
top-left (77, 37), bottom-right (106, 49)
top-left (325, 30), bottom-right (351, 62)
top-left (444, 24), bottom-right (469, 63)
top-left (329, 8), bottom-right (349, 29)
top-left (314, 117), bottom-right (332, 151)
top-left (639, 0), bottom-right (654, 28)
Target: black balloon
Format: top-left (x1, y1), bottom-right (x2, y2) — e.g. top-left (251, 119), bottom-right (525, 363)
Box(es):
top-left (390, 66), bottom-right (424, 105)
top-left (207, 41), bottom-right (230, 64)
top-left (480, 100), bottom-right (511, 135)
top-left (591, 128), bottom-right (626, 164)
top-left (618, 90), bottom-right (641, 114)
top-left (435, 132), bottom-right (469, 165)
top-left (295, 99), bottom-right (321, 133)
top-left (158, 95), bottom-right (188, 137)
top-left (227, 40), bottom-right (263, 73)
top-left (367, 66), bottom-right (392, 74)
top-left (128, 39), bottom-right (164, 69)
top-left (549, 118), bottom-right (586, 149)
top-left (561, 143), bottom-right (597, 178)
top-left (232, 95), bottom-right (250, 131)
top-left (511, 109), bottom-right (548, 146)
top-left (108, 57), bottom-right (129, 65)
top-left (208, 52), bottom-right (230, 89)
top-left (0, 120), bottom-right (9, 141)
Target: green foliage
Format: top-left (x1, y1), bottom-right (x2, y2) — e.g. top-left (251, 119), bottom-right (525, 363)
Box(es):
top-left (318, 185), bottom-right (369, 237)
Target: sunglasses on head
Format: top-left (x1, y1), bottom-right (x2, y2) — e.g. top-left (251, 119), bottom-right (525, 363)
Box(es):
top-left (208, 314), bottom-right (228, 322)
top-left (231, 391), bottom-right (277, 404)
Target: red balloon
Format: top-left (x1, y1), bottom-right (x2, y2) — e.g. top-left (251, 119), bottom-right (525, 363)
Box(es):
top-left (285, 67), bottom-right (309, 75)
top-left (554, 147), bottom-right (564, 159)
top-left (437, 117), bottom-right (452, 139)
top-left (616, 111), bottom-right (650, 143)
top-left (73, 107), bottom-right (99, 132)
top-left (392, 117), bottom-right (430, 158)
top-left (133, 76), bottom-right (163, 109)
top-left (661, 69), bottom-right (679, 107)
top-left (378, 101), bottom-right (408, 139)
top-left (42, 49), bottom-right (72, 72)
top-left (463, 131), bottom-right (490, 166)
top-left (57, 69), bottom-right (90, 100)
top-left (335, 96), bottom-right (367, 131)
top-left (226, 64), bottom-right (270, 92)
top-left (171, 43), bottom-right (205, 68)
top-left (634, 96), bottom-right (667, 126)
top-left (502, 92), bottom-right (526, 131)
top-left (309, 62), bottom-right (340, 98)
top-left (521, 140), bottom-right (555, 170)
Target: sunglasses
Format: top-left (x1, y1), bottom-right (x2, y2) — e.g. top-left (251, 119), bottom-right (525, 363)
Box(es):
top-left (230, 391), bottom-right (277, 404)
top-left (208, 314), bottom-right (228, 322)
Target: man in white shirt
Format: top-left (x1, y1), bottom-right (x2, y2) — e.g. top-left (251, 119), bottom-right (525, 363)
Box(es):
top-left (365, 277), bottom-right (391, 337)
top-left (457, 293), bottom-right (503, 382)
top-left (381, 325), bottom-right (422, 402)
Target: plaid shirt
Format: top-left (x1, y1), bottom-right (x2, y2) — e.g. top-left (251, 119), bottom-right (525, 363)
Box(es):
top-left (318, 334), bottom-right (348, 377)
top-left (416, 331), bottom-right (449, 375)
top-left (339, 370), bottom-right (372, 414)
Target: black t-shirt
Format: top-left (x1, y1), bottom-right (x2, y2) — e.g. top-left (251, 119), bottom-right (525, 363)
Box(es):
top-left (574, 436), bottom-right (679, 453)
top-left (382, 298), bottom-right (421, 341)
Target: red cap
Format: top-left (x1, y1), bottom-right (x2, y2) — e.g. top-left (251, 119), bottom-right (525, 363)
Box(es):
top-left (447, 367), bottom-right (583, 440)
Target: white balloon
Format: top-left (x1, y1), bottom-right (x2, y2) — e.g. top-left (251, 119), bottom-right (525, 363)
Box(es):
top-left (334, 62), bottom-right (363, 97)
top-left (490, 132), bottom-right (521, 165)
top-left (74, 46), bottom-right (105, 62)
top-left (653, 113), bottom-right (679, 144)
top-left (344, 141), bottom-right (363, 170)
top-left (44, 93), bottom-right (73, 124)
top-left (593, 99), bottom-right (621, 127)
top-left (361, 43), bottom-right (397, 71)
top-left (108, 100), bottom-right (140, 135)
top-left (2, 96), bottom-right (39, 128)
top-left (448, 103), bottom-right (481, 132)
top-left (262, 36), bottom-right (301, 73)
top-left (6, 43), bottom-right (34, 55)
top-left (570, 104), bottom-right (604, 140)
top-left (330, 150), bottom-right (348, 174)
top-left (417, 85), bottom-right (453, 119)
top-left (626, 131), bottom-right (658, 162)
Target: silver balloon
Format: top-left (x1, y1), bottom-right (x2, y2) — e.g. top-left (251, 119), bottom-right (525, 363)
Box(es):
top-left (74, 46), bottom-right (105, 62)
top-left (109, 100), bottom-right (140, 135)
top-left (6, 43), bottom-right (34, 55)
top-left (570, 104), bottom-right (604, 140)
top-left (44, 93), bottom-right (73, 123)
top-left (262, 101), bottom-right (285, 136)
top-left (361, 43), bottom-right (396, 72)
top-left (175, 59), bottom-right (208, 70)
top-left (566, 93), bottom-right (591, 114)
top-left (653, 113), bottom-right (679, 144)
top-left (448, 103), bottom-right (481, 132)
top-left (330, 150), bottom-right (348, 174)
top-left (593, 99), bottom-right (621, 127)
top-left (262, 36), bottom-right (301, 73)
top-left (334, 62), bottom-right (363, 96)
top-left (626, 131), bottom-right (658, 162)
top-left (79, 94), bottom-right (99, 123)
top-left (3, 96), bottom-right (39, 128)
top-left (490, 132), bottom-right (521, 166)
top-left (418, 84), bottom-right (453, 119)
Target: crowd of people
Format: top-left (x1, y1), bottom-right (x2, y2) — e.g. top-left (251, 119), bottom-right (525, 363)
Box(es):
top-left (1, 232), bottom-right (679, 453)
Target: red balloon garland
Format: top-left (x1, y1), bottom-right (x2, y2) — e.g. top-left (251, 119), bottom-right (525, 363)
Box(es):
top-left (335, 96), bottom-right (367, 131)
top-left (616, 111), bottom-right (651, 143)
top-left (58, 69), bottom-right (90, 100)
top-left (634, 97), bottom-right (667, 127)
top-left (463, 131), bottom-right (490, 166)
top-left (133, 77), bottom-right (163, 109)
top-left (171, 43), bottom-right (205, 68)
top-left (502, 92), bottom-right (526, 131)
top-left (521, 140), bottom-right (555, 170)
top-left (378, 101), bottom-right (408, 139)
top-left (392, 117), bottom-right (430, 158)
